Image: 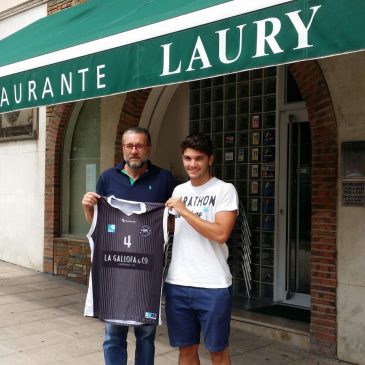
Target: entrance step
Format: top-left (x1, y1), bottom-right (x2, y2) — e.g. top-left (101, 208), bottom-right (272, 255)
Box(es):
top-left (231, 308), bottom-right (310, 350)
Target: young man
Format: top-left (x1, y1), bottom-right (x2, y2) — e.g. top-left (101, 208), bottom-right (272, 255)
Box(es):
top-left (165, 133), bottom-right (239, 365)
top-left (82, 127), bottom-right (175, 365)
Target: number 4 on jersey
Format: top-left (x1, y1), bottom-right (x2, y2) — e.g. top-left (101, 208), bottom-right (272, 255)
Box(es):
top-left (123, 235), bottom-right (132, 248)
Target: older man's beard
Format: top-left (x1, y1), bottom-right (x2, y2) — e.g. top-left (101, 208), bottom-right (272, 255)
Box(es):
top-left (125, 157), bottom-right (148, 170)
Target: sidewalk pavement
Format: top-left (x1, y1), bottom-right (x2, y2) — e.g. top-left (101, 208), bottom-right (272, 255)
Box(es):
top-left (0, 260), bottom-right (349, 365)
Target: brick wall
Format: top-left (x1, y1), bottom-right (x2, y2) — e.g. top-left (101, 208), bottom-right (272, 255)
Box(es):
top-left (290, 61), bottom-right (338, 356)
top-left (44, 103), bottom-right (74, 274)
top-left (53, 237), bottom-right (90, 283)
top-left (47, 0), bottom-right (86, 14)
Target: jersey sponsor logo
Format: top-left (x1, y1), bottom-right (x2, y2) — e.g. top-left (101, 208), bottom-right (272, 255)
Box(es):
top-left (121, 218), bottom-right (136, 223)
top-left (107, 224), bottom-right (116, 233)
top-left (145, 312), bottom-right (157, 320)
top-left (139, 225), bottom-right (152, 237)
top-left (102, 251), bottom-right (153, 270)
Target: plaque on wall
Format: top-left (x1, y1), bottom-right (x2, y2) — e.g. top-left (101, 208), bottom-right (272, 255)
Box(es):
top-left (341, 141), bottom-right (365, 179)
top-left (341, 142), bottom-right (365, 206)
top-left (0, 109), bottom-right (38, 142)
top-left (342, 181), bottom-right (365, 207)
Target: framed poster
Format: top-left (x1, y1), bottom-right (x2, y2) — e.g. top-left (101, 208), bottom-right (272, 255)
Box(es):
top-left (262, 181), bottom-right (274, 196)
top-left (262, 164), bottom-right (275, 178)
top-left (251, 114), bottom-right (260, 129)
top-left (251, 132), bottom-right (260, 145)
top-left (237, 148), bottom-right (245, 162)
top-left (251, 180), bottom-right (259, 194)
top-left (224, 134), bottom-right (235, 146)
top-left (263, 130), bottom-right (275, 145)
top-left (263, 147), bottom-right (275, 162)
top-left (251, 164), bottom-right (259, 178)
top-left (251, 147), bottom-right (259, 161)
top-left (250, 198), bottom-right (258, 212)
top-left (225, 151), bottom-right (234, 161)
top-left (0, 109), bottom-right (38, 142)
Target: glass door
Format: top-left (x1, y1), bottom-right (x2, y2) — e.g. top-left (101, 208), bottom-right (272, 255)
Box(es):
top-left (277, 110), bottom-right (311, 307)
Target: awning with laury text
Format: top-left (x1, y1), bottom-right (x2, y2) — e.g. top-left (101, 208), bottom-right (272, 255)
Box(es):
top-left (0, 0), bottom-right (364, 112)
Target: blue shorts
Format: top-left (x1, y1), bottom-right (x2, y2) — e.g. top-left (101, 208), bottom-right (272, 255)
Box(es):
top-left (164, 283), bottom-right (232, 352)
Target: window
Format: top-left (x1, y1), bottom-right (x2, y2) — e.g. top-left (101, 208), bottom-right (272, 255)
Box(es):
top-left (285, 68), bottom-right (303, 103)
top-left (61, 99), bottom-right (101, 236)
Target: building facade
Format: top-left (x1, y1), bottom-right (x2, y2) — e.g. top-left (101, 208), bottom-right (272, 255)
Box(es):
top-left (0, 1), bottom-right (364, 364)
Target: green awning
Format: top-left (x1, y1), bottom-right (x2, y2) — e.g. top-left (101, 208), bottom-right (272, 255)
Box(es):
top-left (0, 0), bottom-right (364, 112)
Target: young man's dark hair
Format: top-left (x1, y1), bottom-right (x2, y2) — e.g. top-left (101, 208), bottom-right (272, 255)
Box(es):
top-left (180, 133), bottom-right (213, 156)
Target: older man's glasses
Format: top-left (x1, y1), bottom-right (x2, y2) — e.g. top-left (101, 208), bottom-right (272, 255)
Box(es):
top-left (123, 144), bottom-right (149, 151)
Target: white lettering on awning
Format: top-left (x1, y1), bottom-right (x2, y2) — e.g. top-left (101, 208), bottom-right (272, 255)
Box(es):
top-left (97, 64), bottom-right (106, 89)
top-left (253, 17), bottom-right (284, 58)
top-left (1, 87), bottom-right (9, 106)
top-left (216, 25), bottom-right (246, 64)
top-left (160, 43), bottom-right (182, 76)
top-left (42, 77), bottom-right (54, 99)
top-left (61, 72), bottom-right (72, 95)
top-left (0, 64), bottom-right (107, 109)
top-left (286, 6), bottom-right (322, 50)
top-left (28, 81), bottom-right (37, 101)
top-left (186, 36), bottom-right (212, 72)
top-left (14, 84), bottom-right (22, 104)
top-left (160, 5), bottom-right (321, 77)
top-left (78, 68), bottom-right (89, 92)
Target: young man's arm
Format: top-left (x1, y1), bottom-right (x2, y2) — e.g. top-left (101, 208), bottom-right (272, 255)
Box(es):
top-left (166, 197), bottom-right (237, 244)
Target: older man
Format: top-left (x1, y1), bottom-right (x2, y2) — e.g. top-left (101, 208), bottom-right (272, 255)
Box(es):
top-left (82, 127), bottom-right (175, 365)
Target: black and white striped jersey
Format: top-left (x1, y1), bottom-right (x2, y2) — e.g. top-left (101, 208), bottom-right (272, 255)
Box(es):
top-left (84, 196), bottom-right (168, 326)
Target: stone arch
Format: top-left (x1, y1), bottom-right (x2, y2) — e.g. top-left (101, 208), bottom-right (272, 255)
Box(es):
top-left (114, 89), bottom-right (152, 163)
top-left (289, 61), bottom-right (338, 355)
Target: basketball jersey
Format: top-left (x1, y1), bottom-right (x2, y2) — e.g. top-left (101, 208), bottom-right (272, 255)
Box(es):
top-left (84, 196), bottom-right (168, 326)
